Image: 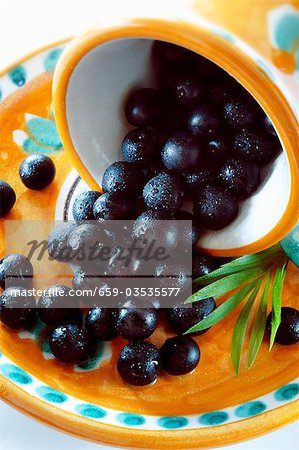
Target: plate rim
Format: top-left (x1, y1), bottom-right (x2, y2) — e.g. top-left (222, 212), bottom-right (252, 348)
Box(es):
top-left (1, 375), bottom-right (298, 449)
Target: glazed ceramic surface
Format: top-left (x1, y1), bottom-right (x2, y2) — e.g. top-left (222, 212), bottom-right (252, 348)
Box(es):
top-left (0, 42), bottom-right (298, 449)
top-left (1, 3), bottom-right (299, 447)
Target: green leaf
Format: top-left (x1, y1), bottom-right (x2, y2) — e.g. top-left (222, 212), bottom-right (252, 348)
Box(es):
top-left (231, 280), bottom-right (262, 375)
top-left (222, 245), bottom-right (281, 268)
top-left (193, 246), bottom-right (283, 285)
top-left (185, 279), bottom-right (259, 335)
top-left (269, 261), bottom-right (288, 349)
top-left (186, 267), bottom-right (265, 304)
top-left (248, 273), bottom-right (271, 367)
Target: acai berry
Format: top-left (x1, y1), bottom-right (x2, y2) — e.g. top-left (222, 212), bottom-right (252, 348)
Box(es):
top-left (117, 341), bottom-right (161, 386)
top-left (0, 287), bottom-right (37, 330)
top-left (0, 180), bottom-right (16, 217)
top-left (19, 154), bottom-right (56, 190)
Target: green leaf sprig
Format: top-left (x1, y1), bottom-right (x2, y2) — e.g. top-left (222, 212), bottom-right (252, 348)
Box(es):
top-left (184, 245), bottom-right (289, 374)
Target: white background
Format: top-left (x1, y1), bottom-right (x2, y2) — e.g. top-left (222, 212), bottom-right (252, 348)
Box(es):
top-left (0, 0), bottom-right (298, 449)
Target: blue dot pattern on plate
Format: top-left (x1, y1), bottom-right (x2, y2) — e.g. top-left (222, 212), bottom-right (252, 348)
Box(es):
top-left (235, 401), bottom-right (267, 418)
top-left (9, 66), bottom-right (26, 86)
top-left (75, 404), bottom-right (107, 419)
top-left (275, 384), bottom-right (299, 402)
top-left (0, 364), bottom-right (33, 385)
top-left (158, 416), bottom-right (188, 429)
top-left (116, 413), bottom-right (146, 427)
top-left (44, 49), bottom-right (63, 72)
top-left (199, 411), bottom-right (229, 426)
top-left (35, 386), bottom-right (67, 404)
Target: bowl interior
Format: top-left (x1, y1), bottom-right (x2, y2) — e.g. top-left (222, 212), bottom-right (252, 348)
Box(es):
top-left (65, 37), bottom-right (291, 253)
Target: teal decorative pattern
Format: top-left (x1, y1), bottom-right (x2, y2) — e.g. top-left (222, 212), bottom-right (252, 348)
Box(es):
top-left (0, 363), bottom-right (33, 385)
top-left (280, 223), bottom-right (299, 267)
top-left (235, 401), bottom-right (267, 418)
top-left (13, 114), bottom-right (63, 155)
top-left (44, 49), bottom-right (63, 72)
top-left (9, 66), bottom-right (26, 86)
top-left (158, 416), bottom-right (189, 429)
top-left (27, 116), bottom-right (62, 149)
top-left (36, 386), bottom-right (67, 403)
top-left (275, 384), bottom-right (299, 402)
top-left (199, 411), bottom-right (229, 426)
top-left (272, 12), bottom-right (299, 52)
top-left (75, 404), bottom-right (107, 419)
top-left (269, 5), bottom-right (299, 80)
top-left (116, 413), bottom-right (146, 427)
top-left (0, 43), bottom-right (66, 102)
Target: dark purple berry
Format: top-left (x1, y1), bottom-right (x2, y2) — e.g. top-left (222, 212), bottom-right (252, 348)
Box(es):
top-left (47, 221), bottom-right (77, 262)
top-left (192, 254), bottom-right (218, 279)
top-left (38, 285), bottom-right (81, 325)
top-left (223, 96), bottom-right (259, 129)
top-left (72, 268), bottom-right (108, 292)
top-left (143, 174), bottom-right (184, 212)
top-left (0, 180), bottom-right (16, 217)
top-left (153, 41), bottom-right (193, 67)
top-left (121, 128), bottom-right (160, 164)
top-left (266, 307), bottom-right (299, 345)
top-left (205, 136), bottom-right (230, 162)
top-left (68, 222), bottom-right (110, 255)
top-left (182, 169), bottom-right (213, 194)
top-left (176, 210), bottom-right (200, 246)
top-left (192, 54), bottom-right (224, 80)
top-left (102, 161), bottom-right (144, 194)
top-left (86, 307), bottom-right (118, 341)
top-left (161, 132), bottom-right (202, 171)
top-left (125, 88), bottom-right (163, 127)
top-left (49, 323), bottom-right (95, 364)
top-left (193, 185), bottom-right (239, 230)
top-left (148, 161), bottom-right (183, 185)
top-left (72, 191), bottom-right (101, 222)
top-left (117, 341), bottom-right (161, 386)
top-left (167, 297), bottom-right (216, 335)
top-left (159, 99), bottom-right (187, 134)
top-left (19, 154), bottom-right (55, 190)
top-left (210, 77), bottom-right (242, 104)
top-left (160, 336), bottom-right (200, 375)
top-left (133, 210), bottom-right (179, 251)
top-left (171, 73), bottom-right (206, 108)
top-left (133, 196), bottom-right (147, 217)
top-left (0, 254), bottom-right (33, 290)
top-left (0, 287), bottom-right (36, 330)
top-left (93, 192), bottom-right (132, 220)
top-left (233, 128), bottom-right (280, 166)
top-left (116, 300), bottom-right (158, 340)
top-left (188, 104), bottom-right (222, 138)
top-left (155, 263), bottom-right (192, 302)
top-left (218, 158), bottom-right (261, 198)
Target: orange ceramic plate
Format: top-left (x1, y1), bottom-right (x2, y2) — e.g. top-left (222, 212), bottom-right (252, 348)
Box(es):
top-left (0, 41), bottom-right (298, 449)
